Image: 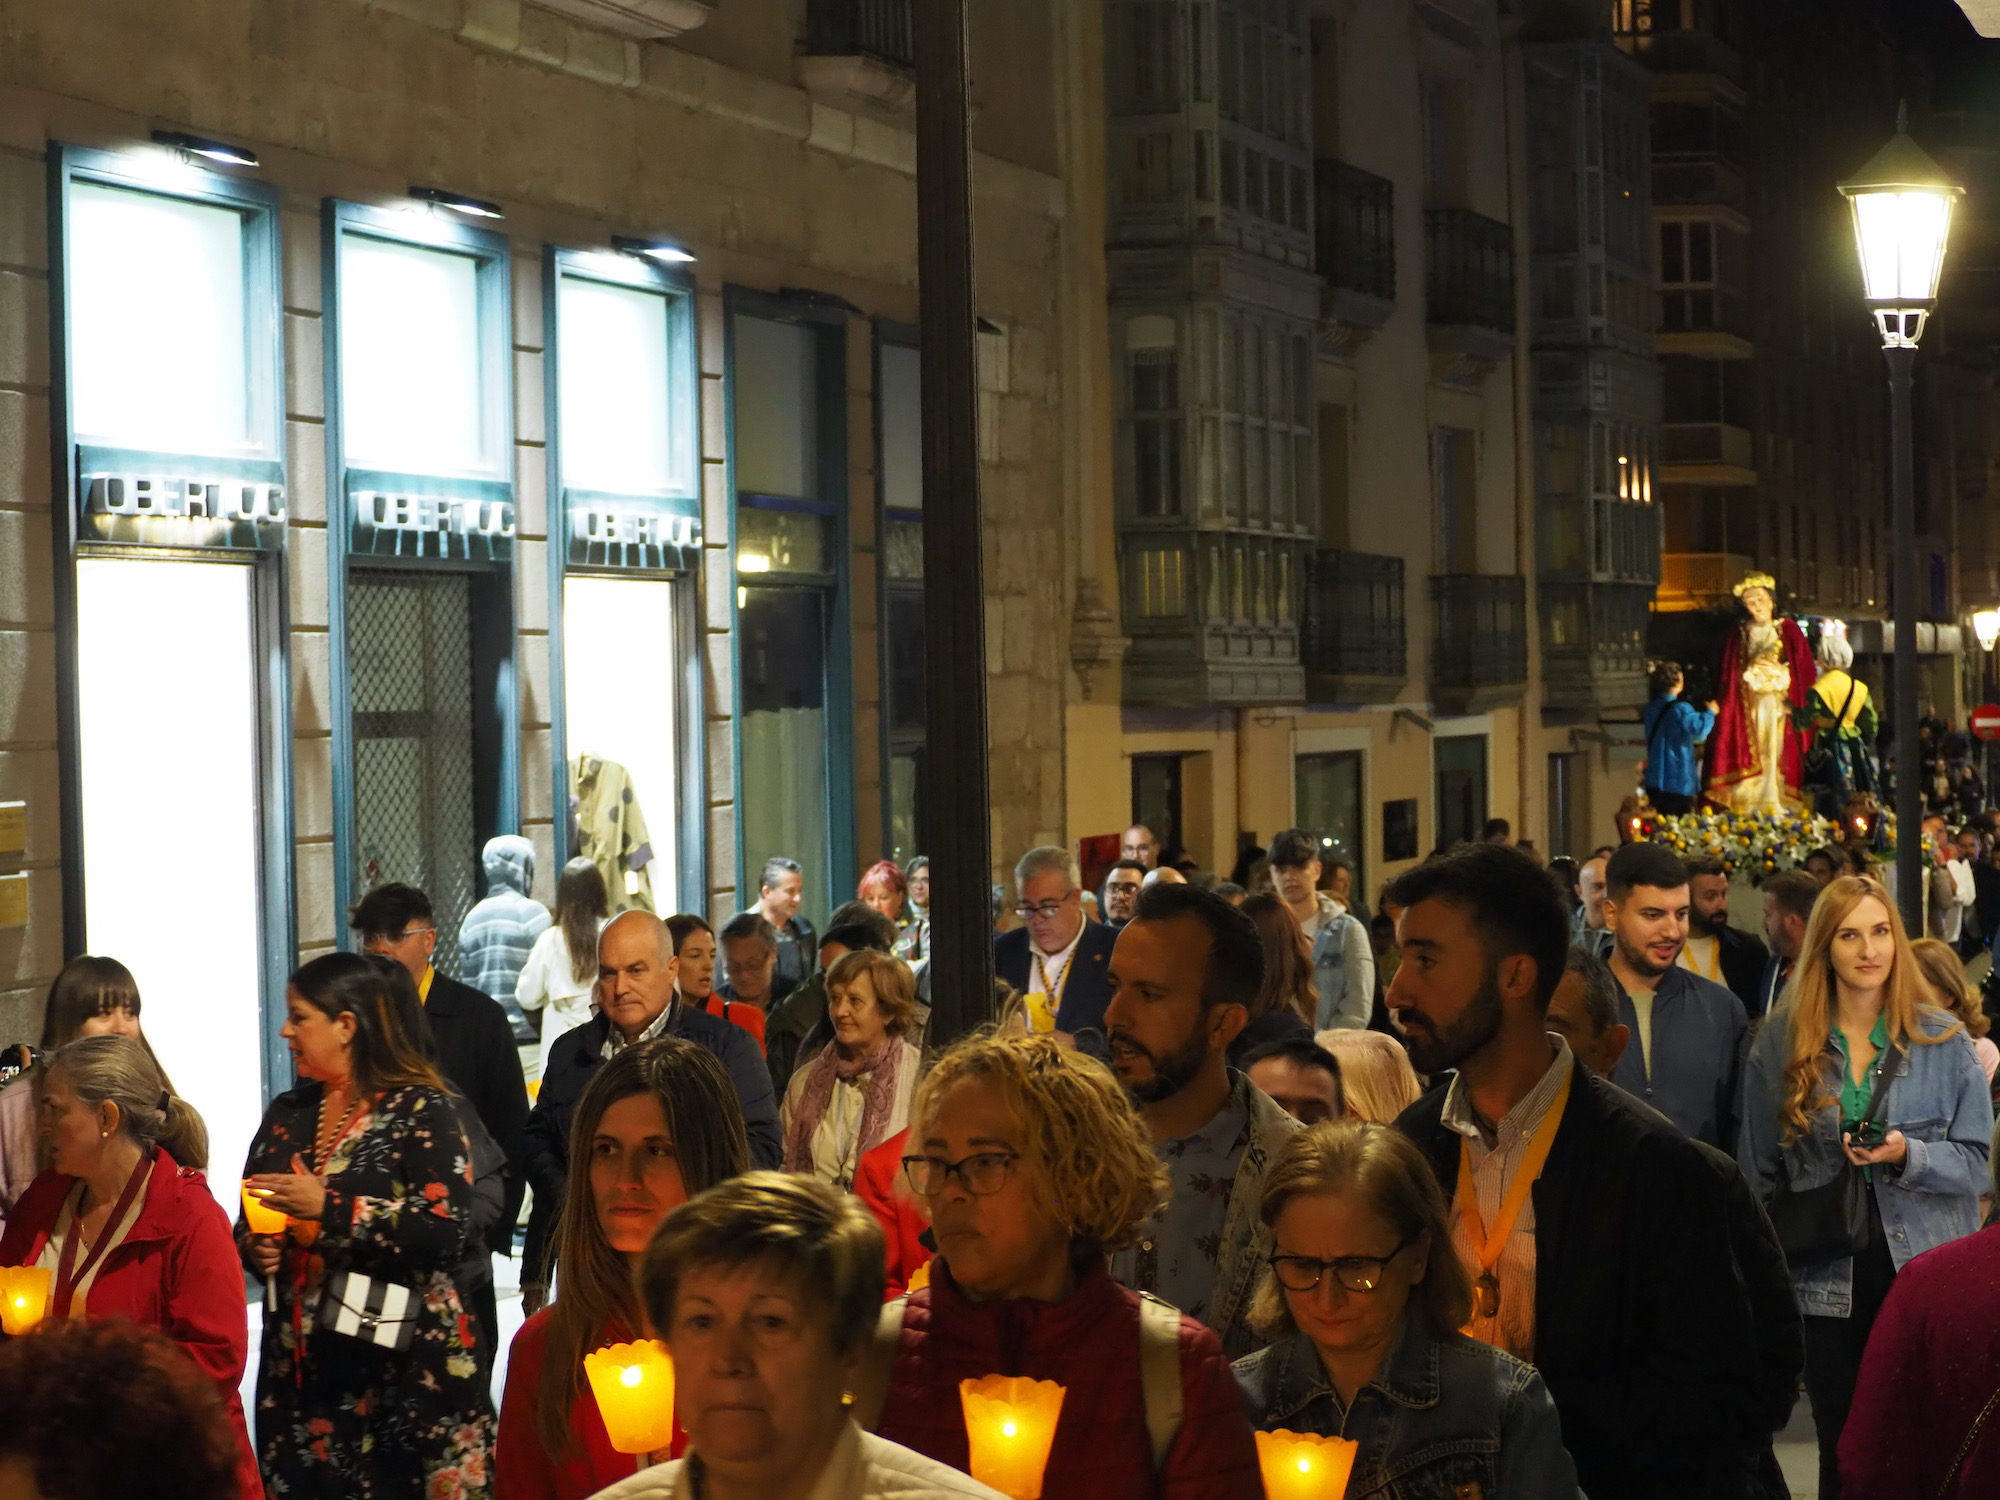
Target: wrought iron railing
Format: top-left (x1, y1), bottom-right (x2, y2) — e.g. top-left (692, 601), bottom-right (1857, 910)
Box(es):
top-left (804, 0), bottom-right (912, 67)
top-left (1305, 550), bottom-right (1406, 679)
top-left (1430, 573), bottom-right (1527, 689)
top-left (1424, 209), bottom-right (1515, 334)
top-left (1315, 161), bottom-right (1396, 303)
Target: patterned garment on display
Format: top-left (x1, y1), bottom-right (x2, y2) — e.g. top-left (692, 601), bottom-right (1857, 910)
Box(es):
top-left (570, 755), bottom-right (657, 913)
top-left (239, 1082), bottom-right (493, 1499)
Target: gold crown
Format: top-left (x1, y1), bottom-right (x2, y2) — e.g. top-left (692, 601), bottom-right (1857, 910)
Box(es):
top-left (1732, 571), bottom-right (1777, 597)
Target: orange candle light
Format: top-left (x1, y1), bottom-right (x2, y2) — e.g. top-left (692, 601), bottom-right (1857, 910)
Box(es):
top-left (583, 1339), bottom-right (677, 1455)
top-left (905, 1259), bottom-right (933, 1293)
top-left (241, 1183), bottom-right (288, 1235)
top-left (959, 1374), bottom-right (1065, 1500)
top-left (0, 1266), bottom-right (51, 1335)
top-left (1254, 1429), bottom-right (1358, 1500)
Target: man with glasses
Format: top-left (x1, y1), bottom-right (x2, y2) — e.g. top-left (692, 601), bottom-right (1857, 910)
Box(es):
top-left (994, 846), bottom-right (1117, 1046)
top-left (351, 883), bottom-right (530, 1355)
top-left (1100, 859), bottom-right (1146, 930)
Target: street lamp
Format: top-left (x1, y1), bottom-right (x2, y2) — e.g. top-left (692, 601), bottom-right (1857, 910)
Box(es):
top-left (1840, 108), bottom-right (1964, 932)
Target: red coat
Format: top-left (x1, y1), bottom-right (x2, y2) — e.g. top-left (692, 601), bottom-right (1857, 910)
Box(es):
top-left (874, 1258), bottom-right (1261, 1500)
top-left (853, 1128), bottom-right (930, 1298)
top-left (1839, 1225), bottom-right (2000, 1499)
top-left (702, 995), bottom-right (766, 1054)
top-left (0, 1151), bottom-right (260, 1500)
top-left (495, 1309), bottom-right (686, 1500)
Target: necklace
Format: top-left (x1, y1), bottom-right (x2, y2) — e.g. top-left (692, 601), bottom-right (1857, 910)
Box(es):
top-left (314, 1086), bottom-right (365, 1171)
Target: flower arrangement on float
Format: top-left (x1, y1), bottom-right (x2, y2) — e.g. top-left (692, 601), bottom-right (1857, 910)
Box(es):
top-left (1641, 801), bottom-right (1897, 877)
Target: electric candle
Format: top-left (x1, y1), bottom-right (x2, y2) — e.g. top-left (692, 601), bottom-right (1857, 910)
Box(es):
top-left (241, 1183), bottom-right (288, 1235)
top-left (0, 1265), bottom-right (51, 1335)
top-left (583, 1339), bottom-right (677, 1454)
top-left (959, 1374), bottom-right (1065, 1500)
top-left (1254, 1429), bottom-right (1358, 1500)
top-left (906, 1259), bottom-right (932, 1292)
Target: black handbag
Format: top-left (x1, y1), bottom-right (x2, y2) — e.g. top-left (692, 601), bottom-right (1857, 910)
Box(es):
top-left (1767, 1038), bottom-right (1903, 1268)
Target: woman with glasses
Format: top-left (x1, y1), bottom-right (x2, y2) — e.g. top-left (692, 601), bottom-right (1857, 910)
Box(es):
top-left (1232, 1120), bottom-right (1581, 1497)
top-left (863, 1032), bottom-right (1261, 1498)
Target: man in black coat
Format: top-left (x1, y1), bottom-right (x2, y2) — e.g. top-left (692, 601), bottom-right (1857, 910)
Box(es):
top-left (994, 845), bottom-right (1117, 1045)
top-left (1684, 852), bottom-right (1771, 1011)
top-left (522, 909), bottom-right (781, 1293)
top-left (353, 882), bottom-right (529, 1364)
top-left (1386, 844), bottom-right (1792, 1500)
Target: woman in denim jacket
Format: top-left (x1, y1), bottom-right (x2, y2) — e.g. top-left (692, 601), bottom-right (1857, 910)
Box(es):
top-left (1232, 1121), bottom-right (1580, 1499)
top-left (1738, 874), bottom-right (1992, 1500)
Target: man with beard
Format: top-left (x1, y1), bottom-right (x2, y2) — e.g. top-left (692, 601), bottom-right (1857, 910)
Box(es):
top-left (1601, 841), bottom-right (1748, 1147)
top-left (1102, 883), bottom-right (1300, 1359)
top-left (1389, 843), bottom-right (1783, 1500)
top-left (1678, 852), bottom-right (1769, 1010)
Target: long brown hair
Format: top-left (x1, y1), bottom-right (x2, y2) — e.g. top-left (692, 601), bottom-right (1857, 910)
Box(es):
top-left (556, 858), bottom-right (611, 987)
top-left (1776, 875), bottom-right (1959, 1142)
top-left (287, 953), bottom-right (446, 1097)
top-left (1909, 937), bottom-right (1992, 1040)
top-left (538, 1038), bottom-right (750, 1460)
top-left (1241, 893), bottom-right (1316, 1024)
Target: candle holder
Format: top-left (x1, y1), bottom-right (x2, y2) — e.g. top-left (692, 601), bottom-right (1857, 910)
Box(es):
top-left (906, 1259), bottom-right (933, 1293)
top-left (0, 1265), bottom-right (51, 1335)
top-left (241, 1183), bottom-right (288, 1236)
top-left (1254, 1429), bottom-right (1358, 1500)
top-left (583, 1339), bottom-right (677, 1455)
top-left (959, 1374), bottom-right (1065, 1500)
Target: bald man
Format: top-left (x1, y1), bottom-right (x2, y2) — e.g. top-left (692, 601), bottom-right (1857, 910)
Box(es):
top-left (1142, 865), bottom-right (1186, 886)
top-left (521, 911), bottom-right (781, 1284)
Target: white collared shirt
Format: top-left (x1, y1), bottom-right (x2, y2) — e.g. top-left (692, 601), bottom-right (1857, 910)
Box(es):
top-left (1440, 1035), bottom-right (1575, 1364)
top-left (601, 997), bottom-right (677, 1060)
top-left (1023, 922), bottom-right (1084, 1034)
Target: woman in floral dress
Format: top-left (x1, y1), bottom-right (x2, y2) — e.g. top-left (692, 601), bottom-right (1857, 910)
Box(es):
top-left (239, 951), bottom-right (492, 1498)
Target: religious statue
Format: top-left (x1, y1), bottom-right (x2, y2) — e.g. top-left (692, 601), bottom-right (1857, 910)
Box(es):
top-left (1801, 621), bottom-right (1878, 819)
top-left (1704, 572), bottom-right (1817, 816)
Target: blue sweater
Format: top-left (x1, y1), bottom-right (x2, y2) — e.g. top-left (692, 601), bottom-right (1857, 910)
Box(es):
top-left (1643, 695), bottom-right (1716, 798)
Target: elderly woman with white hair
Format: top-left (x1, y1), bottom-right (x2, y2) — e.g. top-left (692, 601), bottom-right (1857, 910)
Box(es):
top-left (1804, 622), bottom-right (1879, 818)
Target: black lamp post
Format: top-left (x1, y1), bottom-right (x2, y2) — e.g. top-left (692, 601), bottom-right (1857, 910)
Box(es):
top-left (1839, 111), bottom-right (1964, 932)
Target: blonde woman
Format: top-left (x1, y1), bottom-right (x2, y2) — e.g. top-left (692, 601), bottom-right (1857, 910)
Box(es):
top-left (869, 1033), bottom-right (1261, 1496)
top-left (1316, 1028), bottom-right (1423, 1123)
top-left (1908, 937), bottom-right (2000, 1085)
top-left (1738, 875), bottom-right (1992, 1500)
top-left (1232, 1122), bottom-right (1580, 1496)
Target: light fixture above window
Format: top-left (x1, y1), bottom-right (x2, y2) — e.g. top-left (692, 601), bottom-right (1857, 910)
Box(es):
top-left (150, 130), bottom-right (260, 168)
top-left (409, 185), bottom-right (506, 220)
top-left (613, 235), bottom-right (698, 265)
top-left (737, 553), bottom-right (772, 574)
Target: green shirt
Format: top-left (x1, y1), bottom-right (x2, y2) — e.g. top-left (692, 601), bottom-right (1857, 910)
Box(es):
top-left (1830, 1012), bottom-right (1891, 1131)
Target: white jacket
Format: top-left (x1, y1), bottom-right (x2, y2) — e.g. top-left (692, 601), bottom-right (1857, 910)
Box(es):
top-left (586, 1420), bottom-right (1004, 1500)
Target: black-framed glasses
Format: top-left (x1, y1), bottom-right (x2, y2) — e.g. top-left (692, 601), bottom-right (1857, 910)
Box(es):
top-left (1268, 1235), bottom-right (1415, 1294)
top-left (1012, 898), bottom-right (1074, 920)
top-left (902, 1150), bottom-right (1019, 1197)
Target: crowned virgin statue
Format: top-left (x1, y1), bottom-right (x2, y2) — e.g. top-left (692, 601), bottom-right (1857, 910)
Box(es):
top-left (1704, 572), bottom-right (1817, 816)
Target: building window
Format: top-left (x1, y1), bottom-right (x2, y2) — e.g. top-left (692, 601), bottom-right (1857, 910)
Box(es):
top-left (1435, 735), bottom-right (1489, 848)
top-left (732, 303), bottom-right (849, 923)
top-left (878, 329), bottom-right (926, 866)
top-left (1432, 427), bottom-right (1478, 572)
top-left (1295, 751), bottom-right (1364, 900)
top-left (1547, 751), bottom-right (1584, 858)
top-left (1132, 754), bottom-right (1185, 863)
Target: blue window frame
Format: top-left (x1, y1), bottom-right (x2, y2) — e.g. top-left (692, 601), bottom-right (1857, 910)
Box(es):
top-left (46, 143), bottom-right (298, 1163)
top-left (727, 289), bottom-right (854, 928)
top-left (544, 247), bottom-right (706, 914)
top-left (323, 200), bottom-right (518, 967)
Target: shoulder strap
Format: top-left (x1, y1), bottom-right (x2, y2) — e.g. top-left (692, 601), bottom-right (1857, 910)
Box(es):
top-left (1861, 1038), bottom-right (1906, 1129)
top-left (1136, 1292), bottom-right (1185, 1472)
top-left (849, 1294), bottom-right (909, 1432)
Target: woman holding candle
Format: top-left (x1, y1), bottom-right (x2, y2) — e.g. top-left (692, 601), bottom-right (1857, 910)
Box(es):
top-left (870, 1032), bottom-right (1262, 1499)
top-left (0, 1034), bottom-right (259, 1500)
top-left (781, 949), bottom-right (923, 1191)
top-left (670, 913), bottom-right (767, 1054)
top-left (1230, 1120), bottom-right (1581, 1497)
top-left (1737, 875), bottom-right (1992, 1499)
top-left (495, 1037), bottom-right (751, 1500)
top-left (238, 951), bottom-right (491, 1499)
top-left (592, 1170), bottom-right (1005, 1500)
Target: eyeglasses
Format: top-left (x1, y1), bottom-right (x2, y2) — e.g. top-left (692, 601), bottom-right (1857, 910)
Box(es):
top-left (1013, 898), bottom-right (1074, 920)
top-left (902, 1150), bottom-right (1019, 1197)
top-left (1267, 1235), bottom-right (1415, 1294)
top-left (363, 926), bottom-right (434, 949)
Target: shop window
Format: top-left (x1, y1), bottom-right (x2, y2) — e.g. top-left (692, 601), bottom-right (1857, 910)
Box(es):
top-left (739, 584), bottom-right (834, 923)
top-left (340, 236), bottom-right (489, 475)
top-left (1295, 750), bottom-right (1364, 899)
top-left (878, 330), bottom-right (926, 865)
top-left (1435, 734), bottom-right (1489, 848)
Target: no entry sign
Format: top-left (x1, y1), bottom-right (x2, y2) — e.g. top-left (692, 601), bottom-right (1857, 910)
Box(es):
top-left (1974, 704), bottom-right (2000, 742)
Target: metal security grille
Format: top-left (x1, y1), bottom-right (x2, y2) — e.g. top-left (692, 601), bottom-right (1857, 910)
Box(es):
top-left (349, 569), bottom-right (477, 974)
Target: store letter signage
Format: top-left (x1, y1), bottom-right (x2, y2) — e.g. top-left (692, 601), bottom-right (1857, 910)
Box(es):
top-left (85, 471), bottom-right (287, 523)
top-left (566, 496), bottom-right (702, 570)
top-left (352, 488), bottom-right (517, 562)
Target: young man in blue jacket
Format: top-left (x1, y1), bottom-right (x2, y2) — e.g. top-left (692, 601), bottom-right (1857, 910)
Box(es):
top-left (1642, 661), bottom-right (1717, 816)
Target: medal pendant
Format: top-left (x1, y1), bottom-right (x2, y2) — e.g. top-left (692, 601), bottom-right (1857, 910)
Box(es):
top-left (1475, 1270), bottom-right (1500, 1319)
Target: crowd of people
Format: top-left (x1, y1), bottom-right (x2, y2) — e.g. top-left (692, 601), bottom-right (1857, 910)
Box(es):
top-left (6, 812), bottom-right (2000, 1499)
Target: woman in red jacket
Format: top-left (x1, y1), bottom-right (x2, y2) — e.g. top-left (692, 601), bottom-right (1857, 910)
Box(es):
top-left (495, 1037), bottom-right (751, 1500)
top-left (0, 1034), bottom-right (259, 1500)
top-left (872, 1033), bottom-right (1263, 1499)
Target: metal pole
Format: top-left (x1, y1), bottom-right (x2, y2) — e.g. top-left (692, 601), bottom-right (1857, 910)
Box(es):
top-left (1888, 343), bottom-right (1921, 933)
top-left (914, 0), bottom-right (995, 1041)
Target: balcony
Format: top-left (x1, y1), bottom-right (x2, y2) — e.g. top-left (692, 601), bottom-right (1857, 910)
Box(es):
top-left (1430, 573), bottom-right (1528, 713)
top-left (797, 0), bottom-right (913, 117)
top-left (1660, 421), bottom-right (1755, 485)
top-left (527, 0), bottom-right (713, 38)
top-left (1540, 581), bottom-right (1652, 714)
top-left (1425, 209), bottom-right (1515, 387)
top-left (1304, 550), bottom-right (1406, 704)
top-left (1653, 158), bottom-right (1746, 213)
top-left (1613, 24), bottom-right (1743, 84)
top-left (1315, 161), bottom-right (1395, 356)
top-left (1654, 550), bottom-right (1754, 611)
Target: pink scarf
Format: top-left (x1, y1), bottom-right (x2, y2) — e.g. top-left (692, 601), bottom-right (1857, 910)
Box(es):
top-left (784, 1036), bottom-right (904, 1176)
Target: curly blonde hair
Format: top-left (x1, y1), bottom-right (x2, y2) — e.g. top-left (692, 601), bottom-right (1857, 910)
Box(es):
top-left (912, 1032), bottom-right (1166, 1253)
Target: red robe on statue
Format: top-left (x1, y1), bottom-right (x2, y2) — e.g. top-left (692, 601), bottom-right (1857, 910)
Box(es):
top-left (1704, 616), bottom-right (1817, 810)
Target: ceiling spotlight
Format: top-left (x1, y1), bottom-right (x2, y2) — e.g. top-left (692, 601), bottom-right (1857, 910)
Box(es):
top-left (613, 235), bottom-right (697, 264)
top-left (409, 185), bottom-right (505, 220)
top-left (150, 130), bottom-right (260, 168)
